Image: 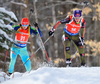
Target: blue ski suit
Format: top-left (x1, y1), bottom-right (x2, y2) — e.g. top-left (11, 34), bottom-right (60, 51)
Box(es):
top-left (9, 24), bottom-right (43, 73)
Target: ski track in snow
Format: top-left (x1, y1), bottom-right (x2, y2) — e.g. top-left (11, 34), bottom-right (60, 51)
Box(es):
top-left (0, 67), bottom-right (100, 84)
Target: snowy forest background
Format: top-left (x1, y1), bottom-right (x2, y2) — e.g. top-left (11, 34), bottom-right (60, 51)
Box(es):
top-left (0, 0), bottom-right (100, 73)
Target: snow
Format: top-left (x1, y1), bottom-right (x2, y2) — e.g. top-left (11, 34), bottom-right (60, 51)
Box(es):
top-left (0, 28), bottom-right (13, 49)
top-left (0, 7), bottom-right (17, 49)
top-left (0, 7), bottom-right (18, 21)
top-left (0, 29), bottom-right (13, 42)
top-left (0, 23), bottom-right (13, 30)
top-left (0, 67), bottom-right (100, 84)
top-left (0, 43), bottom-right (9, 49)
top-left (10, 1), bottom-right (27, 8)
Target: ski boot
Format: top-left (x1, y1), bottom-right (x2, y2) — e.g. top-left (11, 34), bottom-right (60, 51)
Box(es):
top-left (66, 58), bottom-right (71, 67)
top-left (8, 73), bottom-right (12, 76)
top-left (81, 62), bottom-right (86, 67)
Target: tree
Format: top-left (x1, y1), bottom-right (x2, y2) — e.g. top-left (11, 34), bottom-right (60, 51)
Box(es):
top-left (0, 7), bottom-right (17, 50)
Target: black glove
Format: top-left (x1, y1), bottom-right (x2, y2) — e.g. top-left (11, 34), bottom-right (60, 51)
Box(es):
top-left (81, 37), bottom-right (84, 43)
top-left (30, 8), bottom-right (34, 13)
top-left (9, 22), bottom-right (14, 25)
top-left (81, 37), bottom-right (85, 45)
top-left (49, 29), bottom-right (54, 36)
top-left (34, 22), bottom-right (38, 27)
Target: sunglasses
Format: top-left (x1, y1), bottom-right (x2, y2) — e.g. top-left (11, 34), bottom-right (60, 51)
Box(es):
top-left (22, 25), bottom-right (28, 27)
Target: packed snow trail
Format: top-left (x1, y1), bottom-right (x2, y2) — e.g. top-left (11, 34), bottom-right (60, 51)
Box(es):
top-left (0, 67), bottom-right (100, 84)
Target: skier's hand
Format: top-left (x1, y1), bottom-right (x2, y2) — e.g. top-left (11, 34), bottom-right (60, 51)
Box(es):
top-left (34, 22), bottom-right (38, 27)
top-left (81, 37), bottom-right (85, 45)
top-left (49, 29), bottom-right (54, 36)
top-left (81, 37), bottom-right (84, 43)
top-left (62, 35), bottom-right (65, 42)
top-left (9, 22), bottom-right (14, 25)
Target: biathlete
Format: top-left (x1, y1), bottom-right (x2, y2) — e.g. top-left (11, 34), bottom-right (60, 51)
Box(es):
top-left (49, 10), bottom-right (86, 66)
top-left (8, 18), bottom-right (43, 75)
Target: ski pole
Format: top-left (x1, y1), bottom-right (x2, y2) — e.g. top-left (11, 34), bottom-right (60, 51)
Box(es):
top-left (36, 26), bottom-right (50, 63)
top-left (70, 33), bottom-right (84, 61)
top-left (2, 51), bottom-right (8, 71)
top-left (13, 40), bottom-right (31, 44)
top-left (70, 50), bottom-right (78, 61)
top-left (24, 34), bottom-right (54, 65)
top-left (30, 8), bottom-right (50, 63)
top-left (79, 37), bottom-right (84, 46)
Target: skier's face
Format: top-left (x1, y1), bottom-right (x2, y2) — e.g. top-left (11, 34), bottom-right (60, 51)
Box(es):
top-left (74, 17), bottom-right (81, 23)
top-left (22, 24), bottom-right (28, 30)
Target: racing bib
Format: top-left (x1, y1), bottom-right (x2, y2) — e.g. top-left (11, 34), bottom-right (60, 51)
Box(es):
top-left (15, 28), bottom-right (29, 42)
top-left (65, 17), bottom-right (82, 34)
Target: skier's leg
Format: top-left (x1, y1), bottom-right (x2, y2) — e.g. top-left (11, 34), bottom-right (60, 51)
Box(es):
top-left (9, 47), bottom-right (18, 73)
top-left (62, 33), bottom-right (71, 65)
top-left (73, 39), bottom-right (85, 66)
top-left (19, 47), bottom-right (31, 71)
top-left (64, 39), bottom-right (71, 59)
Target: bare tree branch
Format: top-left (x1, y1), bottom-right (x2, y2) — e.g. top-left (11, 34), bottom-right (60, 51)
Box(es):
top-left (10, 1), bottom-right (27, 8)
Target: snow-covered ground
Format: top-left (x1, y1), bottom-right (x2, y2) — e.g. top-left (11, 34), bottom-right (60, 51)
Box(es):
top-left (0, 67), bottom-right (100, 84)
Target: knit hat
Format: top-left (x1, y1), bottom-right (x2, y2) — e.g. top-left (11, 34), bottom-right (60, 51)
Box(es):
top-left (74, 10), bottom-right (82, 17)
top-left (21, 18), bottom-right (29, 25)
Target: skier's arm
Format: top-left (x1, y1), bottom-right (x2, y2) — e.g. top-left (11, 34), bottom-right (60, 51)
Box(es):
top-left (52, 21), bottom-right (61, 31)
top-left (33, 22), bottom-right (43, 37)
top-left (80, 19), bottom-right (86, 45)
top-left (9, 23), bottom-right (21, 31)
top-left (49, 16), bottom-right (71, 36)
top-left (31, 26), bottom-right (43, 37)
top-left (31, 27), bottom-right (38, 35)
top-left (52, 16), bottom-right (71, 31)
top-left (60, 16), bottom-right (72, 24)
top-left (81, 19), bottom-right (86, 38)
top-left (48, 21), bottom-right (62, 36)
top-left (13, 25), bottom-right (21, 31)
